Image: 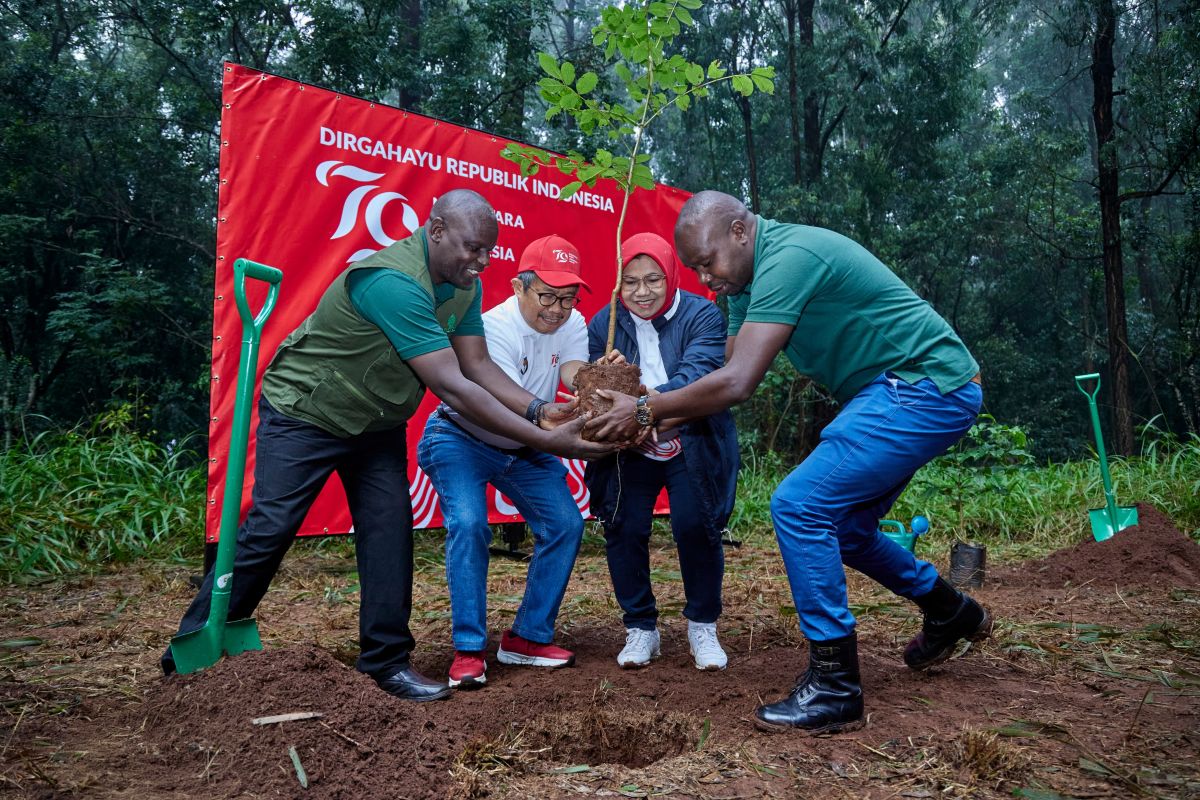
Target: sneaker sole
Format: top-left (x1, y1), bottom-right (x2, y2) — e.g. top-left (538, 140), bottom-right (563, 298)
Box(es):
top-left (753, 715), bottom-right (865, 735)
top-left (618, 650), bottom-right (660, 669)
top-left (690, 648), bottom-right (727, 671)
top-left (908, 609), bottom-right (994, 671)
top-left (448, 675), bottom-right (487, 690)
top-left (496, 647), bottom-right (574, 668)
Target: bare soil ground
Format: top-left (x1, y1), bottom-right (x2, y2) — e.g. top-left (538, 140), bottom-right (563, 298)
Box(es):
top-left (2, 503), bottom-right (1198, 799)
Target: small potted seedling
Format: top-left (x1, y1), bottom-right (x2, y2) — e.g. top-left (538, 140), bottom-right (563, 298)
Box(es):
top-left (502, 0), bottom-right (773, 428)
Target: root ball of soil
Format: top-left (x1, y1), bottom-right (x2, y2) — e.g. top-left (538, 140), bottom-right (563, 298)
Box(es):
top-left (574, 362), bottom-right (642, 440)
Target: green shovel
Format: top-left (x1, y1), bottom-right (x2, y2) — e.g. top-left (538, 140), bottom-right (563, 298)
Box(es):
top-left (171, 258), bottom-right (283, 674)
top-left (1075, 373), bottom-right (1138, 542)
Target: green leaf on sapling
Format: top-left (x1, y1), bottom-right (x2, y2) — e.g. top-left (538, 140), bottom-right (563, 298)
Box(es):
top-left (576, 71), bottom-right (599, 95)
top-left (538, 52), bottom-right (560, 78)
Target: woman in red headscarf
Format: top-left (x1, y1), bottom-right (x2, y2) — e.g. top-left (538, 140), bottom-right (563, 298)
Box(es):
top-left (585, 232), bottom-right (740, 672)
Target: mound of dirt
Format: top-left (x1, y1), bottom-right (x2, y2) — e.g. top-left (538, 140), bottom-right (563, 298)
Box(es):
top-left (112, 646), bottom-right (499, 799)
top-left (994, 503), bottom-right (1200, 590)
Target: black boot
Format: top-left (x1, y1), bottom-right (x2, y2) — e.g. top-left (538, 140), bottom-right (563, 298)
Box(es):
top-left (904, 577), bottom-right (992, 670)
top-left (754, 633), bottom-right (864, 734)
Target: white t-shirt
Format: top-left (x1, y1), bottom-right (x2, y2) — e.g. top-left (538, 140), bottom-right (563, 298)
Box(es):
top-left (442, 295), bottom-right (588, 449)
top-left (630, 291), bottom-right (683, 460)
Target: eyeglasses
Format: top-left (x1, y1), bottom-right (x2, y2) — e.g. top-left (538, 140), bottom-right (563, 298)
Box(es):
top-left (532, 291), bottom-right (579, 309)
top-left (621, 273), bottom-right (666, 291)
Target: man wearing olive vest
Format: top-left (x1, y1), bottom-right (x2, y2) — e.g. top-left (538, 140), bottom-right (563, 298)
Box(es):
top-left (163, 190), bottom-right (611, 702)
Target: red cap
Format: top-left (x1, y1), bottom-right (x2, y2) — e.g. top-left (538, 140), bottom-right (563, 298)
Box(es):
top-left (518, 235), bottom-right (592, 291)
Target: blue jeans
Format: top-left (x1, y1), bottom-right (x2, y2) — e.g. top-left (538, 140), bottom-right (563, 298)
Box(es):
top-left (602, 452), bottom-right (724, 631)
top-left (417, 413), bottom-right (584, 651)
top-left (770, 374), bottom-right (983, 641)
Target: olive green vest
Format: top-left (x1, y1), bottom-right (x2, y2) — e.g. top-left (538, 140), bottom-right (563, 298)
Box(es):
top-left (261, 232), bottom-right (476, 438)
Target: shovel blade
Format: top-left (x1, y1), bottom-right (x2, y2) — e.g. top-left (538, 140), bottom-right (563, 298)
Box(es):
top-left (169, 617), bottom-right (263, 675)
top-left (1088, 506), bottom-right (1139, 542)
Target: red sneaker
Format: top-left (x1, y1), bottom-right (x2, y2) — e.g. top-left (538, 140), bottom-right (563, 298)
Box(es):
top-left (496, 630), bottom-right (575, 668)
top-left (448, 651), bottom-right (487, 689)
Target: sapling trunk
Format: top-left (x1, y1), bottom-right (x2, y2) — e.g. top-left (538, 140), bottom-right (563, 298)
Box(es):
top-left (604, 60), bottom-right (653, 354)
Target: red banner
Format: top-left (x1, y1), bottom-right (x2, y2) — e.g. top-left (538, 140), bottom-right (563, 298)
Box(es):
top-left (208, 63), bottom-right (697, 541)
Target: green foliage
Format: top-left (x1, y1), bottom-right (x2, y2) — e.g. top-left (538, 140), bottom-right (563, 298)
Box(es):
top-left (501, 0), bottom-right (774, 198)
top-left (0, 409), bottom-right (204, 581)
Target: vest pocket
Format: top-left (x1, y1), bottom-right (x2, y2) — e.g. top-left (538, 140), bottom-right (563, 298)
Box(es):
top-left (306, 368), bottom-right (382, 436)
top-left (363, 350), bottom-right (420, 407)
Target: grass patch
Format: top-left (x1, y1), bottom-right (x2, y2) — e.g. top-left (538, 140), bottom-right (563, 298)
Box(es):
top-left (0, 424), bottom-right (204, 581)
top-left (3, 414), bottom-right (1198, 582)
top-left (729, 421), bottom-right (1200, 561)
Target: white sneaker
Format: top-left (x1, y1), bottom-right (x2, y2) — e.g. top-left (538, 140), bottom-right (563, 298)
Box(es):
top-left (616, 627), bottom-right (660, 668)
top-left (688, 621), bottom-right (728, 671)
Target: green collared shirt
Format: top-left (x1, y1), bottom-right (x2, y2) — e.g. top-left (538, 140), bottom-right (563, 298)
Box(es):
top-left (727, 216), bottom-right (978, 403)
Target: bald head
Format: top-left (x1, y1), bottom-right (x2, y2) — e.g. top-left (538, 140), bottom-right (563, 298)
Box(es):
top-left (673, 190), bottom-right (757, 297)
top-left (675, 190), bottom-right (751, 239)
top-left (428, 189), bottom-right (496, 232)
top-left (427, 189), bottom-right (498, 289)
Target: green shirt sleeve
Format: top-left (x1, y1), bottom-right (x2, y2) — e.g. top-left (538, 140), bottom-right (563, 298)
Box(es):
top-left (452, 284), bottom-right (485, 337)
top-left (727, 294), bottom-right (748, 336)
top-left (347, 268), bottom-right (451, 360)
top-left (741, 245), bottom-right (831, 328)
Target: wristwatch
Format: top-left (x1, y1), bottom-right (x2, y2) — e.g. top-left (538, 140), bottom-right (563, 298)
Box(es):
top-left (635, 394), bottom-right (654, 427)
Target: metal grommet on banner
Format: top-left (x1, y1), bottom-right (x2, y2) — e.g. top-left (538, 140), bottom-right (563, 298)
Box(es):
top-left (211, 416), bottom-right (219, 422)
top-left (216, 295), bottom-right (223, 300)
top-left (215, 335), bottom-right (222, 341)
top-left (218, 255), bottom-right (225, 260)
top-left (209, 498), bottom-right (216, 505)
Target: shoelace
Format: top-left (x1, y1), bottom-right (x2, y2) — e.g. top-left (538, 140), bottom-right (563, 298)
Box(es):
top-left (691, 626), bottom-right (722, 656)
top-left (625, 629), bottom-right (656, 652)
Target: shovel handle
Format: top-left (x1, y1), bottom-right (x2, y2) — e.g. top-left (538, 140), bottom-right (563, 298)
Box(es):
top-left (233, 259), bottom-right (283, 337)
top-left (1075, 373), bottom-right (1101, 401)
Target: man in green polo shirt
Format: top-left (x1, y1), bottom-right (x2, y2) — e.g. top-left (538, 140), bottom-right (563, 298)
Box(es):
top-left (164, 189), bottom-right (612, 702)
top-left (587, 190), bottom-right (989, 734)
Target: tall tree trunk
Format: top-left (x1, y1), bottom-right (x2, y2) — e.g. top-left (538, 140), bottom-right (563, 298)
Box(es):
top-left (498, 0), bottom-right (534, 140)
top-left (737, 94), bottom-right (760, 212)
top-left (1091, 0), bottom-right (1134, 454)
top-left (398, 0), bottom-right (422, 110)
top-left (783, 0), bottom-right (802, 183)
top-left (798, 0), bottom-right (821, 184)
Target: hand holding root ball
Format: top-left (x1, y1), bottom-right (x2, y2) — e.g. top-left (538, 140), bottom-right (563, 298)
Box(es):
top-left (537, 395), bottom-right (582, 430)
top-left (584, 389), bottom-right (648, 445)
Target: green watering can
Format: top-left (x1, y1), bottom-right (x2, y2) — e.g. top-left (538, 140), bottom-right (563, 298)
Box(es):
top-left (171, 259), bottom-right (283, 674)
top-left (1075, 373), bottom-right (1138, 542)
top-left (878, 515), bottom-right (930, 553)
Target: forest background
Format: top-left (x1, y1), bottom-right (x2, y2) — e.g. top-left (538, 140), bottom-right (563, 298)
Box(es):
top-left (3, 0), bottom-right (1198, 467)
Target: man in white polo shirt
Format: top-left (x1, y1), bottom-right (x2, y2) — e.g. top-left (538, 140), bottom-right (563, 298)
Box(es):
top-left (417, 234), bottom-right (591, 689)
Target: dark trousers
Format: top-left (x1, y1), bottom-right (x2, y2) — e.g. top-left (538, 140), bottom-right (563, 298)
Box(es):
top-left (603, 452), bottom-right (724, 631)
top-left (165, 397), bottom-right (415, 678)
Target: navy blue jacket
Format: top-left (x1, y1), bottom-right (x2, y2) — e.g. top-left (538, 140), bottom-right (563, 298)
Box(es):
top-left (585, 290), bottom-right (740, 533)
